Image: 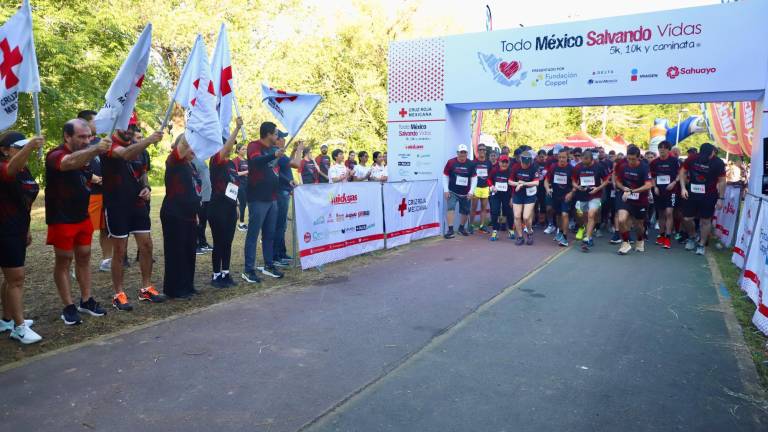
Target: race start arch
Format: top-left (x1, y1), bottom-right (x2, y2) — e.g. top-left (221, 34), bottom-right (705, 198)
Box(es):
top-left (386, 0), bottom-right (768, 199)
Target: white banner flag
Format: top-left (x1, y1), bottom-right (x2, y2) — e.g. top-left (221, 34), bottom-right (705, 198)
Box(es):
top-left (383, 180), bottom-right (441, 249)
top-left (732, 194), bottom-right (762, 269)
top-left (93, 24), bottom-right (151, 134)
top-left (0, 0), bottom-right (40, 131)
top-left (173, 35), bottom-right (222, 160)
top-left (712, 185), bottom-right (741, 247)
top-left (261, 83), bottom-right (321, 137)
top-left (210, 23), bottom-right (235, 139)
top-left (294, 182), bottom-right (384, 269)
top-left (739, 200), bottom-right (768, 335)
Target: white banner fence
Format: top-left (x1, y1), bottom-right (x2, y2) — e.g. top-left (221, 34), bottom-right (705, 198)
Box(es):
top-left (712, 184), bottom-right (741, 247)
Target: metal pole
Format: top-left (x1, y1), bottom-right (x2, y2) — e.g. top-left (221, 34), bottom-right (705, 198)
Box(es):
top-left (32, 92), bottom-right (42, 157)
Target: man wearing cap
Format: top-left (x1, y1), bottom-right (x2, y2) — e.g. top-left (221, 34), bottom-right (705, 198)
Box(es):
top-left (679, 143), bottom-right (726, 255)
top-left (314, 144), bottom-right (331, 183)
top-left (46, 119), bottom-right (110, 325)
top-left (488, 154), bottom-right (514, 241)
top-left (442, 144), bottom-right (477, 238)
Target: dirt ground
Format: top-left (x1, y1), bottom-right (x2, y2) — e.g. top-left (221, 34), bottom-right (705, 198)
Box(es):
top-left (0, 187), bottom-right (407, 367)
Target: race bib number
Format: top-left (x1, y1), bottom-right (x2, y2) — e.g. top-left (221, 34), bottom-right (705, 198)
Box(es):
top-left (225, 182), bottom-right (239, 201)
top-left (455, 176), bottom-right (468, 187)
top-left (627, 192), bottom-right (639, 200)
top-left (526, 186), bottom-right (538, 197)
top-left (656, 175), bottom-right (671, 185)
top-left (495, 182), bottom-right (508, 192)
top-left (476, 168), bottom-right (488, 178)
top-left (580, 176), bottom-right (596, 187)
top-left (610, 190), bottom-right (616, 198)
top-left (554, 174), bottom-right (568, 185)
top-left (691, 183), bottom-right (705, 194)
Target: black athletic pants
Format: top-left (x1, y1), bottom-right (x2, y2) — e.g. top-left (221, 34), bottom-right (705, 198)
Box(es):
top-left (161, 205), bottom-right (197, 298)
top-left (208, 199), bottom-right (237, 274)
top-left (490, 193), bottom-right (513, 231)
top-left (197, 201), bottom-right (210, 246)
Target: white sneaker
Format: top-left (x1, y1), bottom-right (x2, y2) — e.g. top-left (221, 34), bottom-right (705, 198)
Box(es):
top-left (544, 224), bottom-right (555, 234)
top-left (99, 258), bottom-right (112, 272)
top-left (0, 318), bottom-right (33, 332)
top-left (685, 239), bottom-right (696, 251)
top-left (635, 240), bottom-right (645, 252)
top-left (618, 241), bottom-right (632, 255)
top-left (9, 324), bottom-right (42, 344)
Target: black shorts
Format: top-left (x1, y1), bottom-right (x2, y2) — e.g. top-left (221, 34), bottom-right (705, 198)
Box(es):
top-left (0, 235), bottom-right (27, 268)
top-left (105, 205), bottom-right (152, 238)
top-left (682, 195), bottom-right (717, 219)
top-left (617, 200), bottom-right (647, 220)
top-left (654, 192), bottom-right (677, 210)
top-left (551, 196), bottom-right (572, 214)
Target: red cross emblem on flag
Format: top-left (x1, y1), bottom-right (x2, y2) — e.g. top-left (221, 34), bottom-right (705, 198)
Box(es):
top-left (270, 88), bottom-right (297, 103)
top-left (0, 39), bottom-right (23, 90)
top-left (220, 66), bottom-right (232, 96)
top-left (191, 78), bottom-right (215, 107)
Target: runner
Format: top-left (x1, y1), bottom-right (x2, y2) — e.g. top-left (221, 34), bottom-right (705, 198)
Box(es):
top-left (649, 141), bottom-right (680, 249)
top-left (442, 144), bottom-right (477, 239)
top-left (544, 148), bottom-right (574, 247)
top-left (470, 144), bottom-right (492, 234)
top-left (488, 154), bottom-right (513, 242)
top-left (542, 147), bottom-right (559, 235)
top-left (679, 143), bottom-right (726, 256)
top-left (46, 119), bottom-right (110, 325)
top-left (102, 127), bottom-right (165, 311)
top-left (510, 150), bottom-right (539, 245)
top-left (614, 146), bottom-right (653, 255)
top-left (571, 149), bottom-right (609, 251)
top-left (0, 132), bottom-right (44, 343)
top-left (535, 149), bottom-right (550, 231)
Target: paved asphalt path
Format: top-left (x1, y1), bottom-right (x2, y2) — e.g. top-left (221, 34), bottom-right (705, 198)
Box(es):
top-left (1, 231), bottom-right (765, 431)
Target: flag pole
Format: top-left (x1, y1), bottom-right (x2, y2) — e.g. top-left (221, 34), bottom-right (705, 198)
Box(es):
top-left (232, 94), bottom-right (247, 142)
top-left (32, 92), bottom-right (42, 157)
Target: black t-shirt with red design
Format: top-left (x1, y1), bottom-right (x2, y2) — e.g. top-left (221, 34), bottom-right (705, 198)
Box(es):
top-left (572, 161), bottom-right (607, 201)
top-left (547, 163), bottom-right (573, 198)
top-left (683, 156), bottom-right (726, 198)
top-left (101, 137), bottom-right (145, 209)
top-left (616, 161), bottom-right (652, 206)
top-left (488, 166), bottom-right (513, 195)
top-left (162, 148), bottom-right (201, 221)
top-left (510, 163), bottom-right (539, 200)
top-left (233, 156), bottom-right (248, 182)
top-left (299, 158), bottom-right (319, 184)
top-left (315, 154), bottom-right (331, 183)
top-left (0, 162), bottom-right (39, 237)
top-left (45, 145), bottom-right (91, 225)
top-left (649, 156), bottom-right (680, 196)
top-left (209, 153), bottom-right (238, 203)
top-left (473, 159), bottom-right (492, 188)
top-left (443, 157), bottom-right (476, 195)
top-left (247, 140), bottom-right (279, 202)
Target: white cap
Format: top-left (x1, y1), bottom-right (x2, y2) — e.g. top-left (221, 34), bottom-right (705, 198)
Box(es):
top-left (457, 144), bottom-right (469, 153)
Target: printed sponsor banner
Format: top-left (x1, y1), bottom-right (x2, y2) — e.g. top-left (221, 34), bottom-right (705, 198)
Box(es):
top-left (732, 194), bottom-right (761, 269)
top-left (386, 101), bottom-right (446, 182)
top-left (733, 101), bottom-right (756, 156)
top-left (294, 182), bottom-right (384, 270)
top-left (383, 180), bottom-right (441, 249)
top-left (705, 103), bottom-right (742, 155)
top-left (739, 200), bottom-right (768, 335)
top-left (712, 185), bottom-right (740, 246)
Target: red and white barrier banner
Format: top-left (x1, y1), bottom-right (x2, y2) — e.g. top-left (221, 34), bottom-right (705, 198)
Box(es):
top-left (739, 200), bottom-right (768, 335)
top-left (383, 180), bottom-right (441, 249)
top-left (732, 194), bottom-right (762, 269)
top-left (294, 182), bottom-right (384, 270)
top-left (712, 185), bottom-right (740, 247)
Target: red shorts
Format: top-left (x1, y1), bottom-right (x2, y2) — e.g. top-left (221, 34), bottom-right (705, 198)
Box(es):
top-left (46, 219), bottom-right (94, 251)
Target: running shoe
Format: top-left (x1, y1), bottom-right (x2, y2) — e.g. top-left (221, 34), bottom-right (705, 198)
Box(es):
top-left (61, 304), bottom-right (82, 325)
top-left (211, 274), bottom-right (224, 288)
top-left (662, 237), bottom-right (671, 250)
top-left (617, 241), bottom-right (632, 255)
top-left (241, 271), bottom-right (262, 284)
top-left (457, 226), bottom-right (469, 237)
top-left (558, 238), bottom-right (569, 247)
top-left (554, 232), bottom-right (564, 243)
top-left (237, 223), bottom-right (248, 232)
top-left (674, 232), bottom-right (683, 241)
top-left (575, 226), bottom-right (585, 241)
top-left (515, 237), bottom-right (525, 246)
top-left (261, 265), bottom-right (285, 279)
top-left (0, 318), bottom-right (32, 332)
top-left (138, 286), bottom-right (166, 303)
top-left (444, 228), bottom-right (455, 239)
top-left (685, 239), bottom-right (696, 251)
top-left (526, 232), bottom-right (534, 245)
top-left (99, 258), bottom-right (112, 272)
top-left (195, 247), bottom-right (206, 255)
top-left (508, 230), bottom-right (516, 240)
top-left (77, 297), bottom-right (106, 317)
top-left (594, 229), bottom-right (603, 238)
top-left (544, 224), bottom-right (555, 235)
top-left (280, 254), bottom-right (294, 262)
top-left (695, 245), bottom-right (705, 256)
top-left (479, 225), bottom-right (490, 234)
top-left (220, 273), bottom-right (237, 287)
top-left (9, 324), bottom-right (42, 344)
top-left (635, 240), bottom-right (645, 252)
top-left (200, 243), bottom-right (213, 252)
top-left (610, 232), bottom-right (621, 244)
top-left (490, 230), bottom-right (498, 242)
top-left (655, 235), bottom-right (664, 245)
top-left (273, 260), bottom-right (289, 268)
top-left (467, 224), bottom-right (474, 235)
top-left (112, 292), bottom-right (134, 311)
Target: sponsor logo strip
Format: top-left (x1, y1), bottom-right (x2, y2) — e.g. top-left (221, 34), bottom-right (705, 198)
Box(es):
top-left (386, 223), bottom-right (441, 239)
top-left (299, 233), bottom-right (386, 257)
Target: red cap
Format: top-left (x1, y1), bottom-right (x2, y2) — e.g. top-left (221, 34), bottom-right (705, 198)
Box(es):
top-left (499, 155), bottom-right (510, 162)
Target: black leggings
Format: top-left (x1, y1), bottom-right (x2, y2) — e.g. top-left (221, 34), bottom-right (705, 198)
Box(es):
top-left (237, 180), bottom-right (248, 223)
top-left (160, 207), bottom-right (197, 298)
top-left (197, 201), bottom-right (210, 246)
top-left (490, 194), bottom-right (513, 231)
top-left (208, 199), bottom-right (237, 274)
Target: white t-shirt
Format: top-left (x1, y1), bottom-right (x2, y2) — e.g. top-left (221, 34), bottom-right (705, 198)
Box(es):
top-left (353, 164), bottom-right (371, 181)
top-left (328, 164), bottom-right (348, 183)
top-left (369, 164), bottom-right (388, 181)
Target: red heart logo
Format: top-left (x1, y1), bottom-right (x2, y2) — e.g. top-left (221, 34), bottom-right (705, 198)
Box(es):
top-left (499, 61), bottom-right (521, 79)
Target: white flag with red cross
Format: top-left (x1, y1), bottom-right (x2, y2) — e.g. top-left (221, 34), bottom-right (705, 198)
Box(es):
top-left (210, 23), bottom-right (236, 139)
top-left (93, 24), bottom-right (152, 134)
top-left (261, 83), bottom-right (321, 138)
top-left (173, 35), bottom-right (222, 160)
top-left (0, 0), bottom-right (40, 131)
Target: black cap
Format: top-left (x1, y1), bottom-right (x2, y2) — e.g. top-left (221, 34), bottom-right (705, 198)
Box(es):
top-left (0, 131), bottom-right (26, 148)
top-left (277, 130), bottom-right (289, 139)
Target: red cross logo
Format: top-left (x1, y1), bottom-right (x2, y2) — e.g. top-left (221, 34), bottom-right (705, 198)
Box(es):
top-left (220, 66), bottom-right (232, 96)
top-left (274, 89), bottom-right (297, 103)
top-left (190, 78), bottom-right (215, 107)
top-left (0, 39), bottom-right (23, 90)
top-left (398, 108), bottom-right (407, 118)
top-left (398, 198), bottom-right (407, 217)
top-left (136, 74), bottom-right (145, 88)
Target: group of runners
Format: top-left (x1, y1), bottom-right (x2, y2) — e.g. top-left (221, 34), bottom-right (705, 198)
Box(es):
top-left (442, 140), bottom-right (726, 255)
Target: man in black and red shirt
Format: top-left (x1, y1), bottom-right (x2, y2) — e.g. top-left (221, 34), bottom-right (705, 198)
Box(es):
top-left (471, 144), bottom-right (493, 234)
top-left (488, 154), bottom-right (513, 241)
top-left (46, 119), bottom-right (110, 326)
top-left (679, 143), bottom-right (726, 256)
top-left (544, 148), bottom-right (574, 247)
top-left (443, 144), bottom-right (477, 239)
top-left (571, 150), bottom-right (609, 250)
top-left (649, 140), bottom-right (681, 249)
top-left (314, 144), bottom-right (331, 183)
top-left (615, 146), bottom-right (653, 255)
